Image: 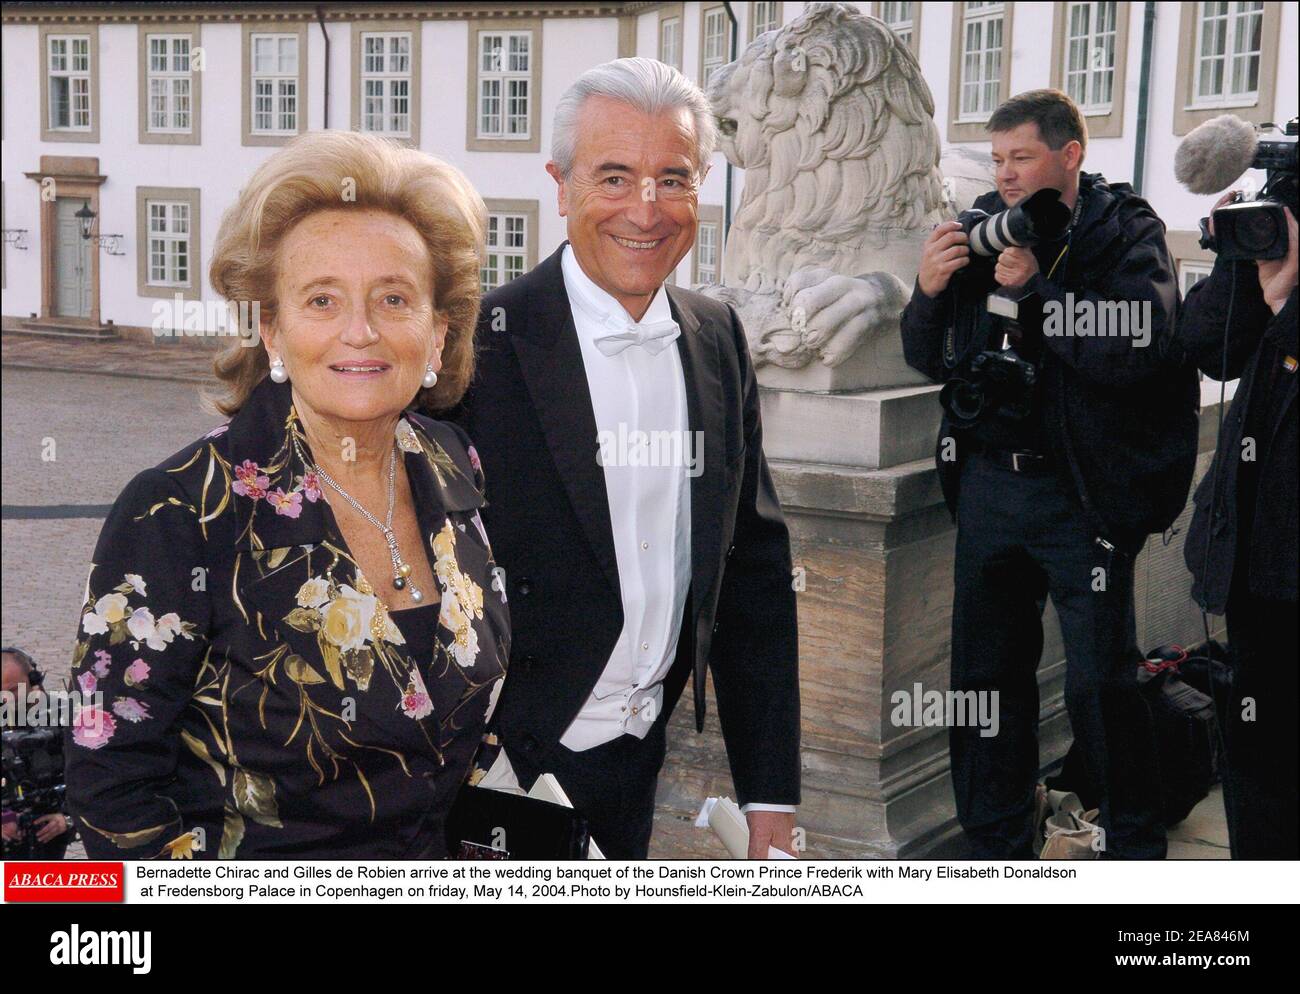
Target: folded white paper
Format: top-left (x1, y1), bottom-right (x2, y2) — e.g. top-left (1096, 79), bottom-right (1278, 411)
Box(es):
top-left (696, 796), bottom-right (796, 859)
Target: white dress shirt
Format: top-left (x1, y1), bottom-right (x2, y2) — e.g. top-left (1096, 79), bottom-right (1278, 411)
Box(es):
top-left (553, 247), bottom-right (794, 819)
top-left (559, 244), bottom-right (692, 751)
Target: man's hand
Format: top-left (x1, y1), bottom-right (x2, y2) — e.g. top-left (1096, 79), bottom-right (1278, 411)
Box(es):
top-left (917, 221), bottom-right (970, 298)
top-left (1257, 206), bottom-right (1299, 315)
top-left (995, 245), bottom-right (1039, 287)
top-left (34, 813), bottom-right (70, 844)
top-left (746, 810), bottom-right (799, 858)
top-left (1207, 189), bottom-right (1240, 238)
top-left (2, 820), bottom-right (20, 843)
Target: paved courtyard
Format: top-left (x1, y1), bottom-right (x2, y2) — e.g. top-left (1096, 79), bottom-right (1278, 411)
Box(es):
top-left (1, 332), bottom-right (1229, 860)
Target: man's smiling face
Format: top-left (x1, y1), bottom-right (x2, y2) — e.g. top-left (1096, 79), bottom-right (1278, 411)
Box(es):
top-left (547, 95), bottom-right (705, 320)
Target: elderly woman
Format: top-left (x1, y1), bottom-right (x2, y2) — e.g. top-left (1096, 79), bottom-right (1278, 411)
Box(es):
top-left (64, 131), bottom-right (509, 859)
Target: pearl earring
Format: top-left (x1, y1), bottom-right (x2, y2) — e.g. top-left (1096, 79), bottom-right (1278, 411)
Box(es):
top-left (269, 357), bottom-right (288, 384)
top-left (422, 363), bottom-right (438, 389)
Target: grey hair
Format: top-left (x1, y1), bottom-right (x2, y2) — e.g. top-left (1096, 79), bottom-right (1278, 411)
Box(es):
top-left (551, 57), bottom-right (718, 178)
top-left (1, 646), bottom-right (35, 674)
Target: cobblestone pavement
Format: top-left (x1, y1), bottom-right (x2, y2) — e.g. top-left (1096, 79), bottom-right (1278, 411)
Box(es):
top-left (2, 331), bottom-right (219, 385)
top-left (1, 337), bottom-right (1230, 861)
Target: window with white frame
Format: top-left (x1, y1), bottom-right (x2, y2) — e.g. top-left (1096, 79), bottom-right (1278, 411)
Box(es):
top-left (252, 34), bottom-right (299, 134)
top-left (752, 2), bottom-right (780, 37)
top-left (148, 201), bottom-right (191, 287)
top-left (696, 222), bottom-right (719, 285)
top-left (1193, 1), bottom-right (1263, 107)
top-left (660, 16), bottom-right (682, 68)
top-left (881, 2), bottom-right (915, 48)
top-left (147, 34), bottom-right (193, 132)
top-left (361, 32), bottom-right (411, 136)
top-left (48, 35), bottom-right (91, 131)
top-left (959, 2), bottom-right (1004, 121)
top-left (1064, 2), bottom-right (1117, 112)
top-left (702, 7), bottom-right (729, 85)
top-left (478, 31), bottom-right (532, 140)
top-left (480, 213), bottom-right (528, 292)
top-left (1179, 260), bottom-right (1214, 297)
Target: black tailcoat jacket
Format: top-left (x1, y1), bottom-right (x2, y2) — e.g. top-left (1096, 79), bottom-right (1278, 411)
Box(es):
top-left (448, 244), bottom-right (801, 807)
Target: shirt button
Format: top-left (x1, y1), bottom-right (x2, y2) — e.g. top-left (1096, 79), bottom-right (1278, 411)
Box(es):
top-left (641, 541), bottom-right (649, 550)
top-left (641, 642), bottom-right (650, 651)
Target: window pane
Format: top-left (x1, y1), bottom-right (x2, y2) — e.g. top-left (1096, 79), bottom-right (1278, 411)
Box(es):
top-left (505, 215), bottom-right (525, 248)
top-left (279, 80), bottom-right (297, 131)
top-left (279, 36), bottom-right (298, 73)
top-left (364, 36), bottom-right (383, 73)
top-left (482, 34), bottom-right (502, 72)
top-left (390, 35), bottom-right (410, 73)
top-left (50, 77), bottom-right (70, 127)
top-left (510, 33), bottom-right (530, 72)
top-left (508, 79), bottom-right (528, 134)
top-left (254, 37), bottom-right (275, 72)
top-left (481, 78), bottom-right (501, 134)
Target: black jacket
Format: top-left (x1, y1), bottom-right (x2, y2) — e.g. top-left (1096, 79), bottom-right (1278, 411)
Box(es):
top-left (900, 173), bottom-right (1200, 545)
top-left (445, 244), bottom-right (800, 807)
top-left (1175, 259), bottom-right (1298, 612)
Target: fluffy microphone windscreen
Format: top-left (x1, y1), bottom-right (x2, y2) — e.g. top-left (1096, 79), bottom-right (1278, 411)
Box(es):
top-left (1174, 114), bottom-right (1259, 194)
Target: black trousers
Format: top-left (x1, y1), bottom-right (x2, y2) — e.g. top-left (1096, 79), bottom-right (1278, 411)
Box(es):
top-left (1222, 585), bottom-right (1299, 859)
top-left (950, 454), bottom-right (1166, 859)
top-left (506, 718), bottom-right (669, 859)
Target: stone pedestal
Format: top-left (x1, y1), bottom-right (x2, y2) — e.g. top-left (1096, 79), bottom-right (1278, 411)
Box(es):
top-left (654, 382), bottom-right (1231, 859)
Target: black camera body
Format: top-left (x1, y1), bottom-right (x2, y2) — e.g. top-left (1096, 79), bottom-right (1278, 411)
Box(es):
top-left (941, 260), bottom-right (1047, 428)
top-left (1200, 117), bottom-right (1298, 261)
top-left (940, 345), bottom-right (1039, 429)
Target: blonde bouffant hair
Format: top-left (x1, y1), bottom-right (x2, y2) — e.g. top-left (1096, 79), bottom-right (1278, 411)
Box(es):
top-left (207, 130), bottom-right (486, 416)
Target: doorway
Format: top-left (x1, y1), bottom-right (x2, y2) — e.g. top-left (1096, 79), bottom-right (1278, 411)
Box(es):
top-left (54, 196), bottom-right (93, 318)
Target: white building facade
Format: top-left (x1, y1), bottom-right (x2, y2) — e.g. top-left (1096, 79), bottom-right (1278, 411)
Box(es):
top-left (1, 1), bottom-right (1296, 342)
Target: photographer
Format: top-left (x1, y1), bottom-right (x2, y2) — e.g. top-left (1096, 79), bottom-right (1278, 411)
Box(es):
top-left (1177, 198), bottom-right (1298, 859)
top-left (900, 89), bottom-right (1199, 859)
top-left (2, 646), bottom-right (75, 858)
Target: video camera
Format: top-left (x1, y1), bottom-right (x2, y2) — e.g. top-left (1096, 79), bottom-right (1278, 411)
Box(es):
top-left (1181, 116), bottom-right (1299, 261)
top-left (2, 726), bottom-right (69, 857)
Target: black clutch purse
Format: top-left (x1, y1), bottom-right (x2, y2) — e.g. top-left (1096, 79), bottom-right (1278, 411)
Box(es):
top-left (445, 785), bottom-right (590, 859)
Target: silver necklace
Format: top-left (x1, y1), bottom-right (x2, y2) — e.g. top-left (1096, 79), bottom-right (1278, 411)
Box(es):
top-left (297, 438), bottom-right (424, 603)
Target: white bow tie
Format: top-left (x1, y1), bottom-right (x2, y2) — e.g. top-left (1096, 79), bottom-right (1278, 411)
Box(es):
top-left (591, 314), bottom-right (681, 357)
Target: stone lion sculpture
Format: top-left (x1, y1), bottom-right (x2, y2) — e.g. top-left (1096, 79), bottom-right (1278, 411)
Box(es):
top-left (703, 2), bottom-right (993, 391)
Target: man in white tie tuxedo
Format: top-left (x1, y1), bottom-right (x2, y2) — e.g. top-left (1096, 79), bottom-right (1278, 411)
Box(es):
top-left (447, 58), bottom-right (801, 858)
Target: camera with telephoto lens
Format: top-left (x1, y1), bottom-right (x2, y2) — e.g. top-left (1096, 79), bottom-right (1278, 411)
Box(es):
top-left (2, 726), bottom-right (68, 857)
top-left (1199, 117), bottom-right (1298, 261)
top-left (940, 190), bottom-right (1068, 429)
top-left (957, 187), bottom-right (1073, 257)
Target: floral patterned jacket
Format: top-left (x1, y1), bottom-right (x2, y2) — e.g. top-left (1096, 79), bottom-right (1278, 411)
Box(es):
top-left (65, 376), bottom-right (509, 859)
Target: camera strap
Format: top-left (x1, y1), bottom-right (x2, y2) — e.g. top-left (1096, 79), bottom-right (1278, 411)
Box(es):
top-left (1044, 193), bottom-right (1085, 282)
